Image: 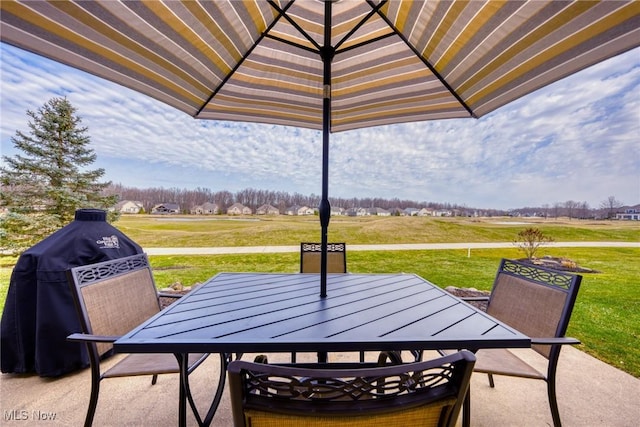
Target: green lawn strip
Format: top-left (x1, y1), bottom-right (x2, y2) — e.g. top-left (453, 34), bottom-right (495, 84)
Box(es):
top-left (115, 215), bottom-right (640, 247)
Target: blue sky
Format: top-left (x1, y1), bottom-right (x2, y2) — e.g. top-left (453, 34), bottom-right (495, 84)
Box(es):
top-left (1, 43), bottom-right (638, 210)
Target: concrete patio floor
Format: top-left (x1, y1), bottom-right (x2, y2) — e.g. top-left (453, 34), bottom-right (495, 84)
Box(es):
top-left (1, 346), bottom-right (638, 426)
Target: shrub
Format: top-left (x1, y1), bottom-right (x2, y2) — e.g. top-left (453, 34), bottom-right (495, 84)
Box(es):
top-left (513, 227), bottom-right (555, 260)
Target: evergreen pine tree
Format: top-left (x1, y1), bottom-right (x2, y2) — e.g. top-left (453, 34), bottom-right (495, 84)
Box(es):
top-left (0, 97), bottom-right (118, 253)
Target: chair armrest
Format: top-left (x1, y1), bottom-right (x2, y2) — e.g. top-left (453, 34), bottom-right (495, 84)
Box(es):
top-left (461, 296), bottom-right (490, 301)
top-left (531, 337), bottom-right (580, 346)
top-left (67, 333), bottom-right (121, 343)
top-left (158, 283), bottom-right (201, 299)
top-left (158, 292), bottom-right (182, 299)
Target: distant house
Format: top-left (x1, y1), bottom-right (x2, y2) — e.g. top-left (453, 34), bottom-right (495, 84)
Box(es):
top-left (227, 203), bottom-right (252, 215)
top-left (285, 205), bottom-right (313, 215)
top-left (434, 209), bottom-right (452, 217)
top-left (403, 208), bottom-right (419, 216)
top-left (114, 200), bottom-right (144, 214)
top-left (388, 207), bottom-right (404, 216)
top-left (616, 207), bottom-right (640, 221)
top-left (346, 207), bottom-right (368, 216)
top-left (256, 204), bottom-right (279, 215)
top-left (191, 202), bottom-right (219, 215)
top-left (331, 207), bottom-right (345, 216)
top-left (300, 206), bottom-right (314, 215)
top-left (152, 203), bottom-right (180, 214)
top-left (368, 207), bottom-right (390, 216)
top-left (285, 205), bottom-right (299, 215)
top-left (417, 208), bottom-right (433, 217)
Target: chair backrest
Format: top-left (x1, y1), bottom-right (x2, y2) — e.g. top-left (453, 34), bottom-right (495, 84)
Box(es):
top-left (487, 258), bottom-right (582, 358)
top-left (67, 253), bottom-right (161, 358)
top-left (228, 351), bottom-right (476, 427)
top-left (300, 242), bottom-right (347, 273)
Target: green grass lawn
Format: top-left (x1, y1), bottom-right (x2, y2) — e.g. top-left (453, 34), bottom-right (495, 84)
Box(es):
top-left (114, 214), bottom-right (640, 247)
top-left (1, 215), bottom-right (638, 377)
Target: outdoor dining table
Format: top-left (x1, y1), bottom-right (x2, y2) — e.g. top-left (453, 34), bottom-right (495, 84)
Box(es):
top-left (114, 272), bottom-right (531, 427)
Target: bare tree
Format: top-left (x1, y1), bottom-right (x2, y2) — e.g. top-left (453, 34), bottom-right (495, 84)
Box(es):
top-left (214, 190), bottom-right (234, 211)
top-left (513, 228), bottom-right (555, 260)
top-left (600, 196), bottom-right (623, 219)
top-left (541, 203), bottom-right (550, 218)
top-left (578, 201), bottom-right (590, 219)
top-left (564, 200), bottom-right (580, 219)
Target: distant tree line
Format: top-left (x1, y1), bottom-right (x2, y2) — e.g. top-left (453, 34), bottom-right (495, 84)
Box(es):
top-left (508, 196), bottom-right (629, 219)
top-left (106, 183), bottom-right (507, 216)
top-left (107, 184), bottom-right (629, 220)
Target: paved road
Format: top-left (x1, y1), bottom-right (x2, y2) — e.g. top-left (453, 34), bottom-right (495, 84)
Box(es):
top-left (144, 241), bottom-right (639, 255)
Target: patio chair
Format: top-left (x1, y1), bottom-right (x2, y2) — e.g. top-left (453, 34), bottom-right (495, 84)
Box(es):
top-left (296, 242), bottom-right (348, 362)
top-left (66, 253), bottom-right (209, 427)
top-left (228, 350), bottom-right (476, 427)
top-left (300, 242), bottom-right (347, 273)
top-left (442, 258), bottom-right (582, 427)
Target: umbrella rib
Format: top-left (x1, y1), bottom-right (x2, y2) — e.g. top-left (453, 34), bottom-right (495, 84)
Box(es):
top-left (266, 1), bottom-right (391, 56)
top-left (268, 0), bottom-right (322, 52)
top-left (264, 34), bottom-right (319, 55)
top-left (266, 2), bottom-right (394, 58)
top-left (333, 0), bottom-right (387, 52)
top-left (195, 0), bottom-right (296, 117)
top-left (335, 33), bottom-right (397, 56)
top-left (366, 0), bottom-right (477, 119)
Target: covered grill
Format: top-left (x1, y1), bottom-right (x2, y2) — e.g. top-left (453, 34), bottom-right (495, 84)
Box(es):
top-left (1, 209), bottom-right (143, 377)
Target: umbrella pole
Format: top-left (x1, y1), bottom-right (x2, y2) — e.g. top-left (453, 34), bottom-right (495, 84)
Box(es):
top-left (319, 80), bottom-right (330, 297)
top-left (319, 128), bottom-right (330, 298)
top-left (319, 0), bottom-right (333, 298)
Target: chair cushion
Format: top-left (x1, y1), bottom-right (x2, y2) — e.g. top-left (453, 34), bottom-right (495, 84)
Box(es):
top-left (103, 353), bottom-right (206, 378)
top-left (243, 399), bottom-right (454, 427)
top-left (473, 349), bottom-right (546, 380)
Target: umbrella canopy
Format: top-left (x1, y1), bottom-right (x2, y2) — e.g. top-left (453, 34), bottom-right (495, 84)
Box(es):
top-left (2, 0), bottom-right (639, 295)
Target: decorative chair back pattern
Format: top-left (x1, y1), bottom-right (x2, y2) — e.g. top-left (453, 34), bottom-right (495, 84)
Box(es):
top-left (300, 242), bottom-right (347, 273)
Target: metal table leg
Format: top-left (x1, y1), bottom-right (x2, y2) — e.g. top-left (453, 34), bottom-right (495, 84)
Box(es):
top-left (174, 353), bottom-right (230, 427)
top-left (202, 353), bottom-right (231, 427)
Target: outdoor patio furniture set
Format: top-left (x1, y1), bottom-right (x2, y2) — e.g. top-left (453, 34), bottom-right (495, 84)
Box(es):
top-left (65, 246), bottom-right (581, 427)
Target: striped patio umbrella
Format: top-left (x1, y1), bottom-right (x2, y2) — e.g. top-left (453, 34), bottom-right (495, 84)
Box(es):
top-left (2, 0), bottom-right (639, 295)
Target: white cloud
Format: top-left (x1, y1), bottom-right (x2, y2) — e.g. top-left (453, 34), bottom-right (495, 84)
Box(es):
top-left (1, 43), bottom-right (639, 210)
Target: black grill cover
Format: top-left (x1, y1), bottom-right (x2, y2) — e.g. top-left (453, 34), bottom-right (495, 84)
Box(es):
top-left (1, 209), bottom-right (143, 377)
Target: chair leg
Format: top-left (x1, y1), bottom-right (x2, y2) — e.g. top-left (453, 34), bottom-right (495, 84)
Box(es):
top-left (462, 385), bottom-right (471, 427)
top-left (84, 374), bottom-right (101, 427)
top-left (487, 373), bottom-right (495, 388)
top-left (254, 355), bottom-right (268, 364)
top-left (547, 378), bottom-right (562, 427)
top-left (377, 351), bottom-right (403, 365)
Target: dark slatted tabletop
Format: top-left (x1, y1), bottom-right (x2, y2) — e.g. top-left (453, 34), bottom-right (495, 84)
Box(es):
top-left (114, 273), bottom-right (530, 355)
